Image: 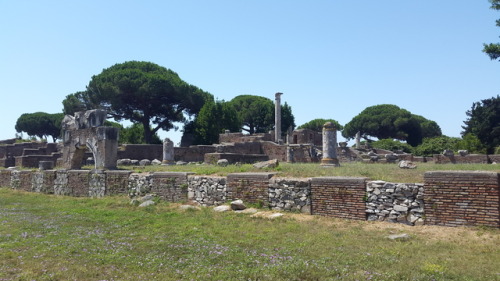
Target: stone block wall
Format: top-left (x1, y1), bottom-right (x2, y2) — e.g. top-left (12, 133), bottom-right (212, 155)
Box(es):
top-left (311, 177), bottom-right (367, 220)
top-left (1, 168), bottom-right (499, 228)
top-left (188, 176), bottom-right (226, 206)
top-left (366, 181), bottom-right (424, 225)
top-left (54, 170), bottom-right (70, 195)
top-left (11, 170), bottom-right (33, 192)
top-left (151, 172), bottom-right (191, 202)
top-left (32, 170), bottom-right (56, 193)
top-left (269, 177), bottom-right (311, 214)
top-left (424, 171), bottom-right (500, 227)
top-left (128, 173), bottom-right (153, 197)
top-left (227, 173), bottom-right (275, 206)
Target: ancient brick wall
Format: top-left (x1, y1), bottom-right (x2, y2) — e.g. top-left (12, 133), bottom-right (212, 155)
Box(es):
top-left (433, 154), bottom-right (489, 164)
top-left (226, 173), bottom-right (275, 206)
top-left (67, 170), bottom-right (90, 197)
top-left (105, 170), bottom-right (132, 195)
top-left (0, 170), bottom-right (11, 187)
top-left (260, 142), bottom-right (287, 162)
top-left (310, 177), bottom-right (368, 220)
top-left (175, 146), bottom-right (216, 162)
top-left (489, 155), bottom-right (500, 163)
top-left (204, 153), bottom-right (269, 165)
top-left (219, 132), bottom-right (273, 143)
top-left (151, 172), bottom-right (192, 202)
top-left (0, 142), bottom-right (46, 158)
top-left (15, 155), bottom-right (59, 168)
top-left (118, 144), bottom-right (163, 161)
top-left (424, 171), bottom-right (500, 228)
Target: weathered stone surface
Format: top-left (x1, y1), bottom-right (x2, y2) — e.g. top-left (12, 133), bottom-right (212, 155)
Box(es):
top-left (151, 159), bottom-right (162, 165)
top-left (188, 176), bottom-right (226, 206)
top-left (366, 181), bottom-right (424, 226)
top-left (38, 161), bottom-right (54, 170)
top-left (398, 160), bottom-right (417, 169)
top-left (387, 233), bottom-right (411, 240)
top-left (442, 149), bottom-right (454, 156)
top-left (116, 159), bottom-right (132, 166)
top-left (179, 205), bottom-right (201, 211)
top-left (235, 208), bottom-right (258, 214)
top-left (321, 122), bottom-right (340, 166)
top-left (162, 138), bottom-right (175, 165)
top-left (230, 199), bottom-right (246, 210)
top-left (139, 159), bottom-right (151, 166)
top-left (61, 110), bottom-right (118, 170)
top-left (458, 150), bottom-right (468, 156)
top-left (253, 159), bottom-right (279, 169)
top-left (139, 200), bottom-right (155, 207)
top-left (213, 205), bottom-right (231, 212)
top-left (217, 159), bottom-right (229, 167)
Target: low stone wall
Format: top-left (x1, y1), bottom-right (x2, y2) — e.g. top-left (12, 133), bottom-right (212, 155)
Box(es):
top-left (269, 177), bottom-right (311, 214)
top-left (1, 169), bottom-right (499, 228)
top-left (188, 176), bottom-right (226, 206)
top-left (204, 153), bottom-right (268, 165)
top-left (366, 181), bottom-right (424, 225)
top-left (433, 154), bottom-right (489, 164)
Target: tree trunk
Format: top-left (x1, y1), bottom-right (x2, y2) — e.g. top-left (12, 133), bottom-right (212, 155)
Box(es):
top-left (142, 120), bottom-right (153, 144)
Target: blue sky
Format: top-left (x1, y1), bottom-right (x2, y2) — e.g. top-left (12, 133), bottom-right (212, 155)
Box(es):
top-left (1, 0), bottom-right (499, 145)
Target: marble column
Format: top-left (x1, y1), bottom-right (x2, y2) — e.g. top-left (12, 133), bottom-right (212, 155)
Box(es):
top-left (355, 131), bottom-right (361, 149)
top-left (162, 138), bottom-right (174, 165)
top-left (275, 92), bottom-right (283, 143)
top-left (321, 122), bottom-right (340, 167)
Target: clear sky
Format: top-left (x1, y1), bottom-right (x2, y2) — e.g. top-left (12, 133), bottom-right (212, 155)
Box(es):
top-left (1, 0), bottom-right (499, 145)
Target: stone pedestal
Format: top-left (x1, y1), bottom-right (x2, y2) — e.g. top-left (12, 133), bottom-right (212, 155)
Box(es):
top-left (162, 138), bottom-right (175, 165)
top-left (321, 122), bottom-right (340, 167)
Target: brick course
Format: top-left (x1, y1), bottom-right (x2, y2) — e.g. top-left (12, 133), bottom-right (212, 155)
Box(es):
top-left (151, 172), bottom-right (192, 202)
top-left (311, 177), bottom-right (368, 220)
top-left (227, 173), bottom-right (275, 206)
top-left (424, 171), bottom-right (500, 227)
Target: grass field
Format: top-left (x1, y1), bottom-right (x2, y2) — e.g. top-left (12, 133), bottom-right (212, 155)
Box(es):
top-left (0, 188), bottom-right (499, 281)
top-left (122, 162), bottom-right (500, 183)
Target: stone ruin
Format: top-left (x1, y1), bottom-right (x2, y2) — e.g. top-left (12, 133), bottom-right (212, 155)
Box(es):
top-left (61, 109), bottom-right (119, 170)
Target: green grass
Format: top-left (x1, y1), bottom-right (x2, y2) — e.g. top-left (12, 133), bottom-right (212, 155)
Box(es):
top-left (121, 162), bottom-right (500, 183)
top-left (0, 188), bottom-right (499, 280)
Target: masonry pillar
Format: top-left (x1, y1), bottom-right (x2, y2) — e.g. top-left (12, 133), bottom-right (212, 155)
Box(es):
top-left (274, 92), bottom-right (283, 143)
top-left (355, 131), bottom-right (361, 149)
top-left (162, 138), bottom-right (174, 165)
top-left (321, 122), bottom-right (340, 167)
top-left (286, 146), bottom-right (294, 163)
